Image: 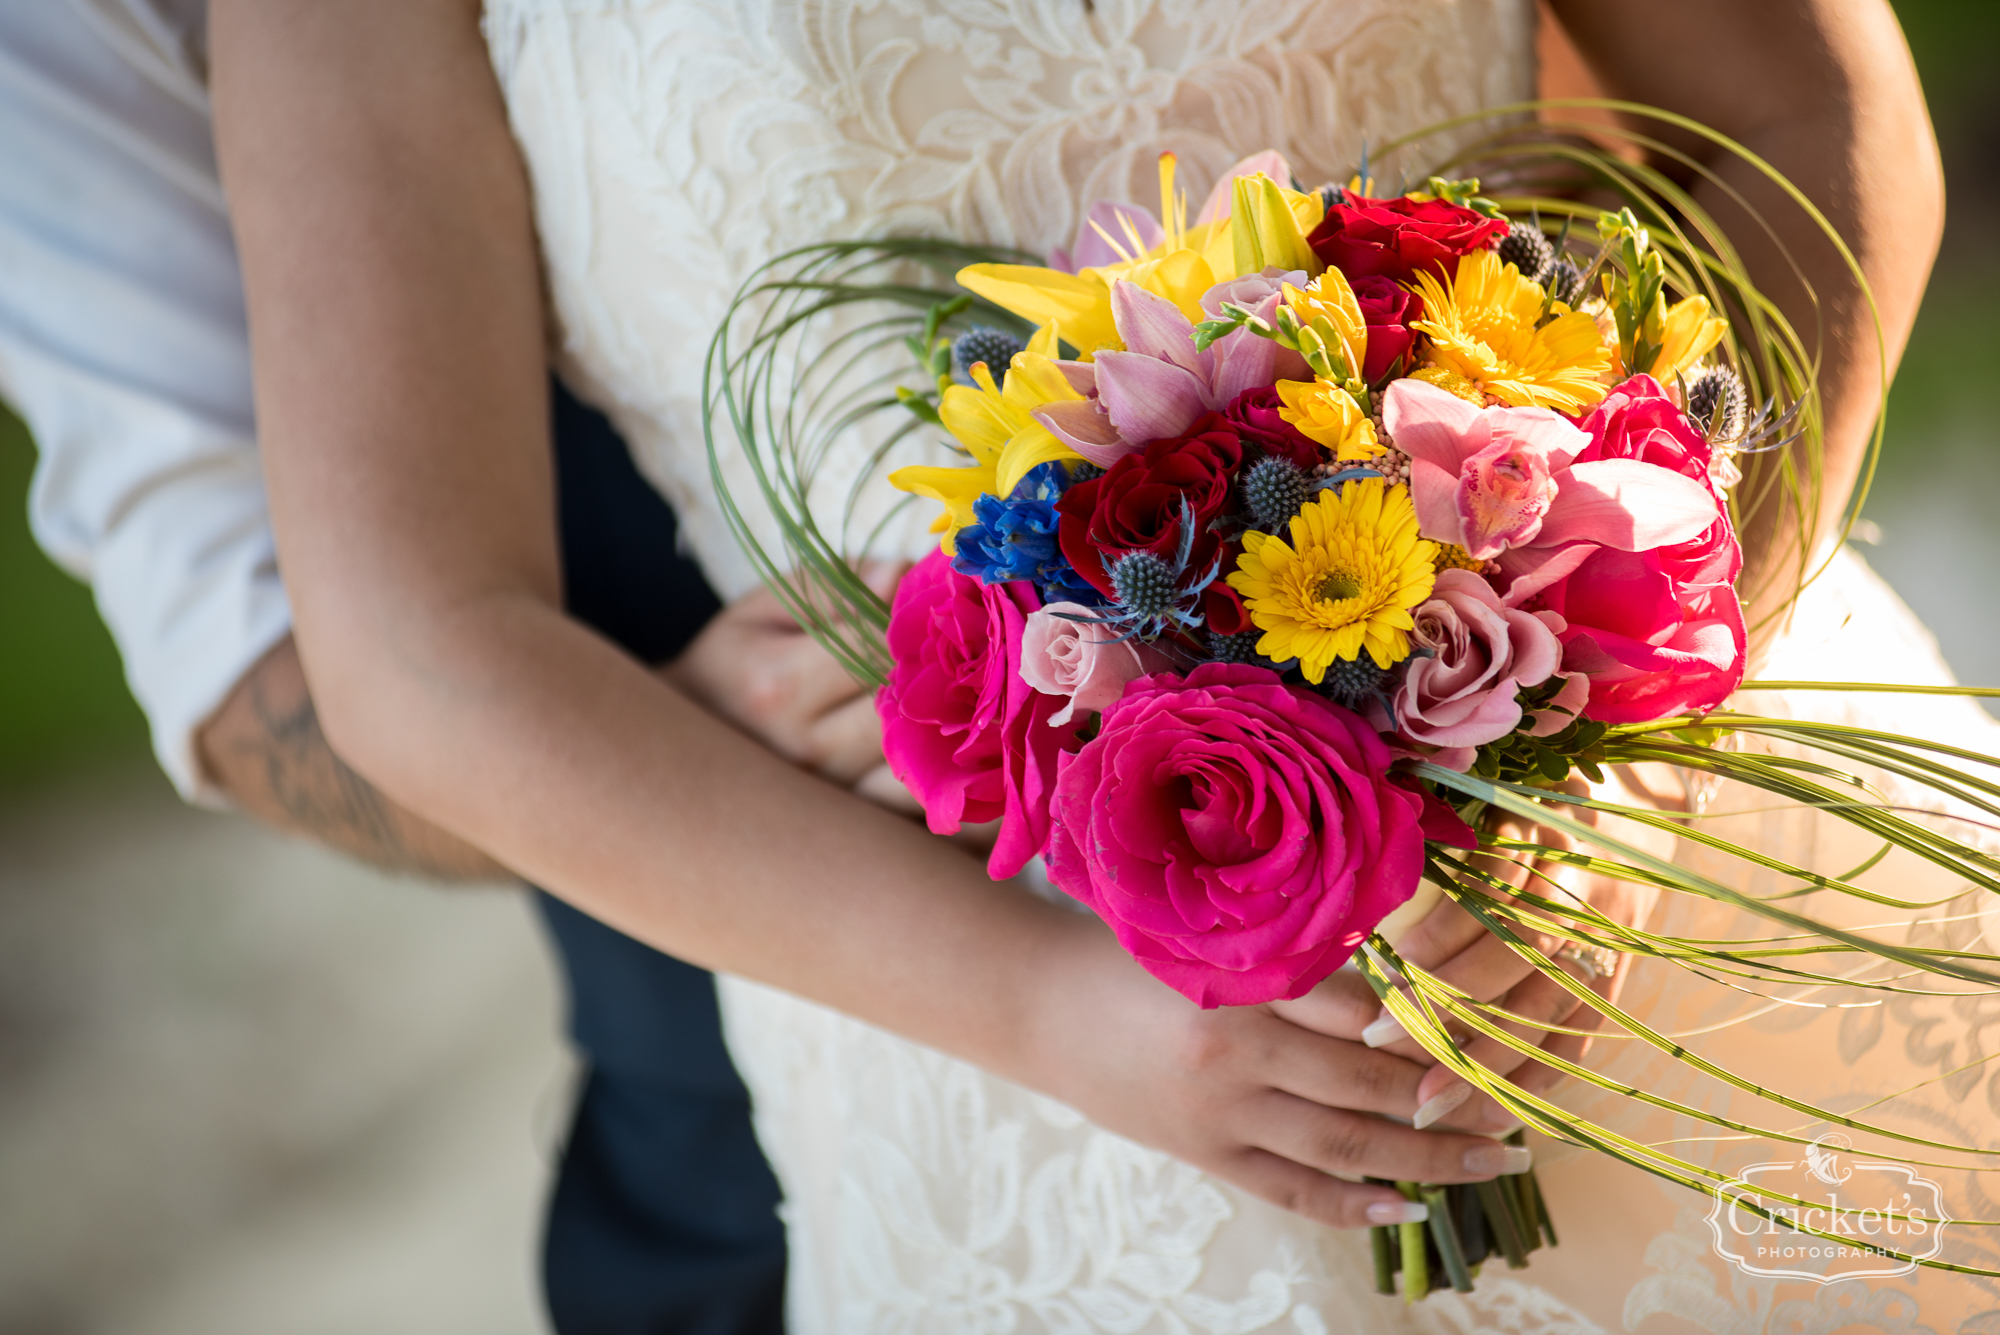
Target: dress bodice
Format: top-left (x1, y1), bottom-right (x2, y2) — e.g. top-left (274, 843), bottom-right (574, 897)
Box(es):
top-left (484, 0), bottom-right (1539, 600)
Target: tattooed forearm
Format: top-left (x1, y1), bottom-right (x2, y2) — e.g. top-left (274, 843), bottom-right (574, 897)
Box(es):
top-left (197, 636), bottom-right (512, 881)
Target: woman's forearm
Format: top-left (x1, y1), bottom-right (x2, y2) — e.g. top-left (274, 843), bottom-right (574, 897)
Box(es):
top-left (1552, 0), bottom-right (1943, 630)
top-left (208, 0), bottom-right (1061, 1081)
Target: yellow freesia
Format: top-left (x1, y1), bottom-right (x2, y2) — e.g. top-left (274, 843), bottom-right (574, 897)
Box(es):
top-left (1275, 378), bottom-right (1380, 460)
top-left (1230, 173), bottom-right (1323, 278)
top-left (1648, 294), bottom-right (1727, 384)
top-left (1282, 270), bottom-right (1366, 383)
top-left (887, 324), bottom-right (1084, 553)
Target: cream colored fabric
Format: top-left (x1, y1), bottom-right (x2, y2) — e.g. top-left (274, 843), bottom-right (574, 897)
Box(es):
top-left (487, 4), bottom-right (2000, 1328)
top-left (486, 0), bottom-right (1536, 601)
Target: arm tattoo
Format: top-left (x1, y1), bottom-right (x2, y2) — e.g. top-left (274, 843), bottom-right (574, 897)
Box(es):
top-left (237, 671), bottom-right (414, 867)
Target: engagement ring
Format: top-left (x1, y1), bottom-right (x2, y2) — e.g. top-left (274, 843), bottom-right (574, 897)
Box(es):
top-left (1555, 944), bottom-right (1621, 981)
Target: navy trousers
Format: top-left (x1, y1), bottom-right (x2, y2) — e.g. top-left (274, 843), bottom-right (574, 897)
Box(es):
top-left (536, 379), bottom-right (787, 1334)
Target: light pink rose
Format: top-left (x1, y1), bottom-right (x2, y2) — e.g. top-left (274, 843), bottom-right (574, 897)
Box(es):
top-left (1019, 603), bottom-right (1176, 725)
top-left (1383, 569), bottom-right (1586, 769)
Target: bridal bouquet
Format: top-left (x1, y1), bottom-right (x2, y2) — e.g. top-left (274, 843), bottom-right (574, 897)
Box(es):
top-left (704, 104), bottom-right (2000, 1298)
top-left (878, 156), bottom-right (1742, 1010)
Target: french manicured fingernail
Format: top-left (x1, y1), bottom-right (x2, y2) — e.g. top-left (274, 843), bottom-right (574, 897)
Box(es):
top-left (1366, 1200), bottom-right (1429, 1226)
top-left (1361, 1014), bottom-right (1408, 1048)
top-left (1412, 1083), bottom-right (1472, 1129)
top-left (1463, 1143), bottom-right (1534, 1176)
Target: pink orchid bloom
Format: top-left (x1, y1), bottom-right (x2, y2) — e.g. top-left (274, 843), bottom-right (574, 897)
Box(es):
top-left (1381, 378), bottom-right (1720, 573)
top-left (1034, 279), bottom-right (1306, 466)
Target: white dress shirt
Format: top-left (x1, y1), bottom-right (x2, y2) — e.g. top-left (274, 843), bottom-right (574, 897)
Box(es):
top-left (0, 0), bottom-right (289, 803)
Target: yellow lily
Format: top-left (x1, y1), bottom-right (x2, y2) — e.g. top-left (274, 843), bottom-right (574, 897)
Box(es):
top-left (1230, 173), bottom-right (1323, 278)
top-left (957, 157), bottom-right (1326, 360)
top-left (888, 324), bottom-right (1085, 552)
top-left (1647, 294), bottom-right (1728, 384)
top-left (1276, 378), bottom-right (1381, 460)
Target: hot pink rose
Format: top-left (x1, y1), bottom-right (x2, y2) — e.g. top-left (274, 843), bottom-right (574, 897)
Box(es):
top-left (1045, 663), bottom-right (1426, 1008)
top-left (1573, 374), bottom-right (1742, 587)
top-left (1020, 603), bottom-right (1176, 726)
top-left (1385, 569), bottom-right (1584, 769)
top-left (878, 550), bottom-right (1082, 878)
top-left (1491, 377), bottom-right (1749, 722)
top-left (1530, 546), bottom-right (1746, 724)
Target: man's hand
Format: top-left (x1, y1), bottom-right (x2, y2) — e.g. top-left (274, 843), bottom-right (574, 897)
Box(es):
top-left (1360, 766), bottom-right (1680, 1129)
top-left (662, 570), bottom-right (916, 813)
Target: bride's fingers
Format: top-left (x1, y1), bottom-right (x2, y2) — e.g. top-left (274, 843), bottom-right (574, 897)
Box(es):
top-left (1246, 1017), bottom-right (1432, 1119)
top-left (1220, 1151), bottom-right (1431, 1231)
top-left (1408, 971), bottom-right (1608, 1122)
top-left (1362, 926), bottom-right (1559, 1063)
top-left (1264, 967), bottom-right (1385, 1042)
top-left (1247, 1092), bottom-right (1534, 1190)
top-left (803, 692), bottom-right (885, 783)
top-left (852, 764), bottom-right (921, 815)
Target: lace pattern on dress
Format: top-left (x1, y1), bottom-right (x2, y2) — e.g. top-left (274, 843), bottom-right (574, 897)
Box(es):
top-left (484, 0), bottom-right (1538, 600)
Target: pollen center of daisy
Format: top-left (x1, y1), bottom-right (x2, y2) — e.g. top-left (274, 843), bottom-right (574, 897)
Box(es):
top-left (1314, 569), bottom-right (1363, 603)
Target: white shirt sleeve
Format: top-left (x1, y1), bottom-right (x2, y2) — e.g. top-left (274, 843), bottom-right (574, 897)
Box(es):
top-left (0, 2), bottom-right (290, 805)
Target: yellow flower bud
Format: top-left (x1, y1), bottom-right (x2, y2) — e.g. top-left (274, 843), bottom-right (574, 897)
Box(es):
top-left (1275, 378), bottom-right (1382, 461)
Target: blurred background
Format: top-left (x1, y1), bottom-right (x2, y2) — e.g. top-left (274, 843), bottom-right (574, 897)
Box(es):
top-left (2, 4), bottom-right (1996, 1332)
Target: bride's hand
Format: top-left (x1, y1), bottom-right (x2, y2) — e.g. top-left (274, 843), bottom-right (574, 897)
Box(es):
top-left (1024, 921), bottom-right (1537, 1230)
top-left (1361, 764), bottom-right (1679, 1129)
top-left (661, 567), bottom-right (918, 813)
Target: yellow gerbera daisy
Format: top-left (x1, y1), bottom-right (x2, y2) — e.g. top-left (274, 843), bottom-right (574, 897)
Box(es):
top-left (1225, 479), bottom-right (1437, 681)
top-left (1411, 249), bottom-right (1613, 413)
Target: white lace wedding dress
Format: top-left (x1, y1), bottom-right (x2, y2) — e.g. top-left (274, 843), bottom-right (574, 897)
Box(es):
top-left (483, 4), bottom-right (2000, 1330)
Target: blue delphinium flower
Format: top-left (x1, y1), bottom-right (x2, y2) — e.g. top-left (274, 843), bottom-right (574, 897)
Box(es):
top-left (950, 463), bottom-right (1105, 606)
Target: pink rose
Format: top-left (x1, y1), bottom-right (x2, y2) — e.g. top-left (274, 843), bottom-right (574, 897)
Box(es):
top-left (878, 550), bottom-right (1083, 878)
top-left (1386, 569), bottom-right (1584, 769)
top-left (1020, 603), bottom-right (1176, 726)
top-left (1046, 663), bottom-right (1426, 1008)
top-left (1387, 377), bottom-right (1746, 724)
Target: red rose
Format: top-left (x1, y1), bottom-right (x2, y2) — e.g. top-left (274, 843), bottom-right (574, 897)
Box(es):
top-left (1306, 193), bottom-right (1508, 286)
top-left (1055, 415), bottom-right (1244, 599)
top-left (1219, 387), bottom-right (1320, 470)
top-left (1352, 274), bottom-right (1423, 382)
top-left (1202, 563), bottom-right (1252, 636)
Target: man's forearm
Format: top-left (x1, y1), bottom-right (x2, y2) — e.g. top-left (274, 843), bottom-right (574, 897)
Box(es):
top-left (197, 635), bottom-right (512, 881)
